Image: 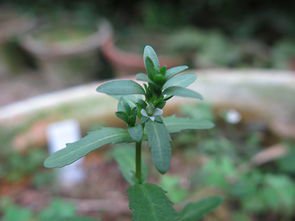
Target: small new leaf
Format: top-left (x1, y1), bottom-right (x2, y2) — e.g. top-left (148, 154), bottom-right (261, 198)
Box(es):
top-left (163, 116), bottom-right (214, 133)
top-left (166, 65), bottom-right (188, 78)
top-left (163, 73), bottom-right (196, 90)
top-left (145, 120), bottom-right (171, 174)
top-left (128, 124), bottom-right (143, 142)
top-left (163, 86), bottom-right (203, 100)
top-left (179, 196), bottom-right (223, 221)
top-left (144, 45), bottom-right (160, 71)
top-left (96, 80), bottom-right (145, 95)
top-left (44, 128), bottom-right (132, 168)
top-left (115, 111), bottom-right (129, 123)
top-left (145, 57), bottom-right (158, 80)
top-left (136, 73), bottom-right (150, 82)
top-left (128, 183), bottom-right (177, 221)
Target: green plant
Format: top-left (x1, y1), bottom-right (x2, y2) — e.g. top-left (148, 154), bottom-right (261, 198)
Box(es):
top-left (44, 45), bottom-right (222, 220)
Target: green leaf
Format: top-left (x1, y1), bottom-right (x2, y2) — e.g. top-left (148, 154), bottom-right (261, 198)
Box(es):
top-left (39, 199), bottom-right (76, 221)
top-left (179, 196), bottom-right (223, 221)
top-left (96, 80), bottom-right (145, 95)
top-left (145, 57), bottom-right (158, 80)
top-left (128, 183), bottom-right (177, 221)
top-left (163, 86), bottom-right (203, 100)
top-left (145, 120), bottom-right (171, 174)
top-left (163, 73), bottom-right (196, 90)
top-left (116, 111), bottom-right (128, 123)
top-left (166, 65), bottom-right (188, 78)
top-left (144, 45), bottom-right (160, 71)
top-left (44, 128), bottom-right (132, 168)
top-left (3, 205), bottom-right (33, 221)
top-left (136, 73), bottom-right (150, 82)
top-left (117, 96), bottom-right (143, 111)
top-left (163, 116), bottom-right (214, 133)
top-left (128, 124), bottom-right (143, 142)
top-left (112, 145), bottom-right (148, 185)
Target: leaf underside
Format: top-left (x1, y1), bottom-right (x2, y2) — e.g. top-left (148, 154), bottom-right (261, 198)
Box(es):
top-left (96, 80), bottom-right (145, 95)
top-left (128, 183), bottom-right (177, 221)
top-left (163, 73), bottom-right (196, 90)
top-left (166, 65), bottom-right (189, 78)
top-left (44, 128), bottom-right (132, 168)
top-left (179, 196), bottom-right (223, 221)
top-left (128, 124), bottom-right (143, 142)
top-left (144, 45), bottom-right (160, 71)
top-left (145, 120), bottom-right (171, 174)
top-left (163, 86), bottom-right (203, 100)
top-left (136, 73), bottom-right (150, 82)
top-left (163, 116), bottom-right (214, 133)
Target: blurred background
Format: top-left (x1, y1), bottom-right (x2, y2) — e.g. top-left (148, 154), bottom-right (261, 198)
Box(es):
top-left (0, 1), bottom-right (294, 221)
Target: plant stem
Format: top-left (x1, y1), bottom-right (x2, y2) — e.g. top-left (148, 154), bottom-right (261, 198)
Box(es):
top-left (135, 141), bottom-right (142, 184)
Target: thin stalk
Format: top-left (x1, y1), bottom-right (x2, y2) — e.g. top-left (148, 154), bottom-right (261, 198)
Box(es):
top-left (135, 141), bottom-right (142, 184)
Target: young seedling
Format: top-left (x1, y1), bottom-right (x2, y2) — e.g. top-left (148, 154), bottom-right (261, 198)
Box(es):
top-left (44, 45), bottom-right (222, 221)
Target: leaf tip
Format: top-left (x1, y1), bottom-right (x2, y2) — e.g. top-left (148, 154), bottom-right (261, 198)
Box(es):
top-left (43, 157), bottom-right (53, 168)
top-left (157, 164), bottom-right (170, 174)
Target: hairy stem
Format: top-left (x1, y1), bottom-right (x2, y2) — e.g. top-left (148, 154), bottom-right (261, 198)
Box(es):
top-left (135, 141), bottom-right (142, 184)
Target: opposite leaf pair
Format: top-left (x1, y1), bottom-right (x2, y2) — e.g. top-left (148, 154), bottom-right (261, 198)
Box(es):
top-left (95, 46), bottom-right (204, 174)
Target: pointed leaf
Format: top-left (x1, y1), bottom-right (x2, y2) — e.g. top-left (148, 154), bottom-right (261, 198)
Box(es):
top-left (44, 128), bottom-right (132, 168)
top-left (96, 80), bottom-right (145, 95)
top-left (164, 86), bottom-right (203, 100)
top-left (163, 116), bottom-right (214, 133)
top-left (166, 65), bottom-right (188, 78)
top-left (136, 73), bottom-right (150, 82)
top-left (128, 183), bottom-right (177, 221)
top-left (144, 45), bottom-right (160, 71)
top-left (128, 124), bottom-right (143, 142)
top-left (145, 57), bottom-right (158, 80)
top-left (163, 73), bottom-right (196, 90)
top-left (145, 120), bottom-right (171, 174)
top-left (179, 196), bottom-right (223, 221)
top-left (116, 111), bottom-right (129, 123)
top-left (112, 145), bottom-right (148, 185)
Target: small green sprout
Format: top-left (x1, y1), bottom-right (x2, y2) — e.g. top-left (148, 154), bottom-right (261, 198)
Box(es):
top-left (44, 45), bottom-right (222, 221)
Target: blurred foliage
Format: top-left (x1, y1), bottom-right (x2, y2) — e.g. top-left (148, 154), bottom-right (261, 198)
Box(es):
top-left (272, 39), bottom-right (295, 69)
top-left (4, 0), bottom-right (294, 41)
top-left (0, 127), bottom-right (47, 183)
top-left (0, 198), bottom-right (97, 221)
top-left (1, 1), bottom-right (294, 70)
top-left (176, 104), bottom-right (295, 219)
top-left (159, 175), bottom-right (188, 203)
top-left (276, 143), bottom-right (295, 174)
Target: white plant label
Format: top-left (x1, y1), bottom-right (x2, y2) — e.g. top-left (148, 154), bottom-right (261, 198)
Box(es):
top-left (47, 120), bottom-right (84, 187)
